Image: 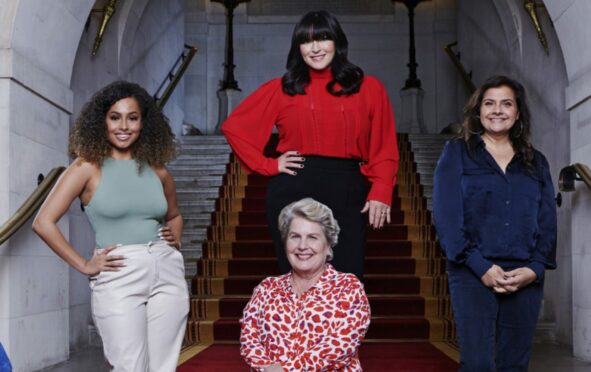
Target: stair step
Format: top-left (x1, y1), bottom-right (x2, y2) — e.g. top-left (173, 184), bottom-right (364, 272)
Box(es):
top-left (193, 256), bottom-right (443, 276)
top-left (189, 294), bottom-right (430, 319)
top-left (191, 274), bottom-right (424, 296)
top-left (179, 135), bottom-right (228, 144)
top-left (190, 316), bottom-right (432, 342)
top-left (173, 155), bottom-right (231, 166)
top-left (184, 215), bottom-right (214, 227)
top-left (174, 176), bottom-right (224, 188)
top-left (226, 196), bottom-right (427, 212)
top-left (176, 189), bottom-right (220, 201)
top-left (178, 145), bottom-right (232, 155)
top-left (200, 240), bottom-right (443, 259)
top-left (407, 134), bottom-right (453, 141)
top-left (179, 248), bottom-right (202, 260)
top-left (178, 199), bottom-right (216, 208)
top-left (169, 165), bottom-right (228, 175)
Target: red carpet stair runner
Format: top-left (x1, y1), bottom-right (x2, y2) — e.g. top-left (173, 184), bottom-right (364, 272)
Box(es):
top-left (181, 134), bottom-right (457, 355)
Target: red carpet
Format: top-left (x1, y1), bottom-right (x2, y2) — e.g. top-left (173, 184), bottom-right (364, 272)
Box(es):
top-left (178, 343), bottom-right (458, 371)
top-left (183, 134), bottom-right (459, 368)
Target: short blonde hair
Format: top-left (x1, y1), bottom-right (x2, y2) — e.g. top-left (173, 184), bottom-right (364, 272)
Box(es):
top-left (278, 198), bottom-right (341, 258)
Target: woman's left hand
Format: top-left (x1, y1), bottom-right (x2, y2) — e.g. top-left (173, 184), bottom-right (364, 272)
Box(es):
top-left (361, 200), bottom-right (390, 229)
top-left (501, 267), bottom-right (537, 290)
top-left (159, 225), bottom-right (180, 249)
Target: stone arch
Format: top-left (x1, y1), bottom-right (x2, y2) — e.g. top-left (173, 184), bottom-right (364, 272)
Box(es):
top-left (117, 0), bottom-right (151, 75)
top-left (9, 0), bottom-right (95, 90)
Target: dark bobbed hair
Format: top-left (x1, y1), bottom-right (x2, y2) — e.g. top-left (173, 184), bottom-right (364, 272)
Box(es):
top-left (282, 10), bottom-right (364, 96)
top-left (461, 75), bottom-right (535, 169)
top-left (69, 80), bottom-right (177, 168)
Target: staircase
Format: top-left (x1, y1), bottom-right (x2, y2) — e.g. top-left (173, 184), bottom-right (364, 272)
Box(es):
top-left (407, 134), bottom-right (452, 211)
top-left (169, 136), bottom-right (232, 279)
top-left (177, 134), bottom-right (457, 351)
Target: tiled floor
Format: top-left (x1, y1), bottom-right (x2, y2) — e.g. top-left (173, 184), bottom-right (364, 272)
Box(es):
top-left (37, 342), bottom-right (591, 371)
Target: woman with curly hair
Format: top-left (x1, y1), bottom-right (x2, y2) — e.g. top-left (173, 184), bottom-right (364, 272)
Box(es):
top-left (33, 81), bottom-right (188, 372)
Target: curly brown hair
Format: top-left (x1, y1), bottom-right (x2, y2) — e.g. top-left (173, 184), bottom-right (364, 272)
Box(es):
top-left (69, 80), bottom-right (177, 167)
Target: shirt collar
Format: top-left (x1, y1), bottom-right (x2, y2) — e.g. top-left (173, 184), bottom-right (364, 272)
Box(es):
top-left (309, 68), bottom-right (333, 81)
top-left (474, 134), bottom-right (524, 161)
top-left (280, 264), bottom-right (336, 294)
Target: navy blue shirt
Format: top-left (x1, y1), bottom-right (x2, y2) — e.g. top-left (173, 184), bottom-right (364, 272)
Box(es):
top-left (433, 138), bottom-right (557, 280)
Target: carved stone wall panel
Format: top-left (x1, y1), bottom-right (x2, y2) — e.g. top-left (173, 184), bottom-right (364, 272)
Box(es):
top-left (247, 0), bottom-right (396, 16)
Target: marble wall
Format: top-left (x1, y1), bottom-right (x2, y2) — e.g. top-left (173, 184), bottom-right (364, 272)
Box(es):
top-left (544, 0), bottom-right (591, 362)
top-left (185, 0), bottom-right (459, 134)
top-left (0, 0), bottom-right (88, 369)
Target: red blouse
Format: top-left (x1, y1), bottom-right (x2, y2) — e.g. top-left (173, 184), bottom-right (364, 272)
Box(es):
top-left (239, 264), bottom-right (371, 371)
top-left (221, 69), bottom-right (399, 206)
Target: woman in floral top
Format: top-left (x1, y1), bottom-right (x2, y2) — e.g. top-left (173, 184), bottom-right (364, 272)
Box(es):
top-left (240, 198), bottom-right (371, 371)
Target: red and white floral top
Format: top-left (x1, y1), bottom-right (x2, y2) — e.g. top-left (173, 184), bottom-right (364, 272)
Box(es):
top-left (240, 264), bottom-right (371, 371)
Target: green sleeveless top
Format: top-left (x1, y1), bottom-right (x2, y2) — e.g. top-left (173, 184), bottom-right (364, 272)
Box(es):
top-left (85, 158), bottom-right (168, 248)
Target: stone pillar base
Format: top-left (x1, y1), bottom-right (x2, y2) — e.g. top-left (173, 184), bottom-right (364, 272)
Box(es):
top-left (399, 87), bottom-right (425, 134)
top-left (215, 88), bottom-right (242, 134)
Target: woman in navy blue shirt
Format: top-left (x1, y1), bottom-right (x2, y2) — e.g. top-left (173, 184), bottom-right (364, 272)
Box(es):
top-left (433, 76), bottom-right (557, 371)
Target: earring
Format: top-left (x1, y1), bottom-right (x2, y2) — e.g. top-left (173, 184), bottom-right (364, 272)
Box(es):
top-left (513, 120), bottom-right (523, 138)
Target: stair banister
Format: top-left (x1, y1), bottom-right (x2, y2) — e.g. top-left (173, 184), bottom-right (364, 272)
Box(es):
top-left (444, 42), bottom-right (475, 94)
top-left (154, 44), bottom-right (198, 109)
top-left (0, 166), bottom-right (66, 245)
top-left (558, 163), bottom-right (591, 192)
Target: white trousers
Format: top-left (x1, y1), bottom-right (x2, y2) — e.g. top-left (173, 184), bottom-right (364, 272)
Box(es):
top-left (90, 241), bottom-right (189, 372)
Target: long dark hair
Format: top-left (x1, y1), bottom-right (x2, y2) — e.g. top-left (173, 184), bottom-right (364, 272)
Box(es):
top-left (69, 80), bottom-right (177, 167)
top-left (282, 10), bottom-right (363, 96)
top-left (461, 75), bottom-right (535, 169)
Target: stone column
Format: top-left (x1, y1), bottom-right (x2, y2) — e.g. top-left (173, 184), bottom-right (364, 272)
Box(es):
top-left (0, 48), bottom-right (73, 371)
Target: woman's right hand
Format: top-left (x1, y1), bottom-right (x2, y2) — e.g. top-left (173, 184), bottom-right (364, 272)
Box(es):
top-left (277, 151), bottom-right (305, 176)
top-left (481, 264), bottom-right (515, 293)
top-left (82, 244), bottom-right (126, 276)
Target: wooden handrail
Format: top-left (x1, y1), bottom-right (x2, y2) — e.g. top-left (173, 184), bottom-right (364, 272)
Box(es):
top-left (0, 166), bottom-right (66, 245)
top-left (574, 163), bottom-right (591, 190)
top-left (444, 42), bottom-right (476, 94)
top-left (558, 163), bottom-right (591, 192)
top-left (154, 44), bottom-right (198, 108)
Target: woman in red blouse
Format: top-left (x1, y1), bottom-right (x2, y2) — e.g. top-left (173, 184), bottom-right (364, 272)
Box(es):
top-left (240, 198), bottom-right (370, 371)
top-left (222, 11), bottom-right (399, 279)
